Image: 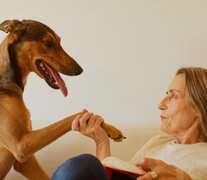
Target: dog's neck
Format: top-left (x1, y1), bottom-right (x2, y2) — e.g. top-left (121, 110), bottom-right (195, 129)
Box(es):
top-left (0, 43), bottom-right (15, 83)
top-left (0, 39), bottom-right (25, 91)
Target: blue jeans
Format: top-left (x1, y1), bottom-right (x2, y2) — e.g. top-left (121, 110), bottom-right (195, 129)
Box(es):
top-left (52, 154), bottom-right (108, 180)
top-left (52, 154), bottom-right (135, 180)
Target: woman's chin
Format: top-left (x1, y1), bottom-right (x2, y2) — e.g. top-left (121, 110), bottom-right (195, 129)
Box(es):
top-left (160, 123), bottom-right (168, 133)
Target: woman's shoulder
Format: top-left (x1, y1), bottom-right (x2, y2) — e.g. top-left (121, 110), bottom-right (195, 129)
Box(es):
top-left (133, 134), bottom-right (172, 154)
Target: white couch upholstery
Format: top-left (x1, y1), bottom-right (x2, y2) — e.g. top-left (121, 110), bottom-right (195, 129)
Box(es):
top-left (7, 123), bottom-right (160, 180)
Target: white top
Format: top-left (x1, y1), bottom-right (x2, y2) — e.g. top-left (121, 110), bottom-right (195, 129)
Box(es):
top-left (130, 135), bottom-right (207, 180)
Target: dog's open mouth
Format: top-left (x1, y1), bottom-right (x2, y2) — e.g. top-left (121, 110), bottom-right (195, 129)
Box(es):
top-left (35, 59), bottom-right (68, 97)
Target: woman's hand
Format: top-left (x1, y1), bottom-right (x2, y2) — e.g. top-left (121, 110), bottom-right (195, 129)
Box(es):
top-left (72, 109), bottom-right (109, 144)
top-left (72, 109), bottom-right (111, 160)
top-left (136, 158), bottom-right (192, 180)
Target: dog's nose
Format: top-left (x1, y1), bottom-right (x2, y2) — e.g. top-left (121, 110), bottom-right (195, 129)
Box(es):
top-left (73, 66), bottom-right (83, 75)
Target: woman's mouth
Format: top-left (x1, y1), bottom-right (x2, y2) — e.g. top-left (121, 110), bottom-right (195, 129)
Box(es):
top-left (160, 116), bottom-right (167, 121)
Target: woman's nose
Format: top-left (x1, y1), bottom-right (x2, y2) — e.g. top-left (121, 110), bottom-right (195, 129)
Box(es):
top-left (158, 97), bottom-right (167, 110)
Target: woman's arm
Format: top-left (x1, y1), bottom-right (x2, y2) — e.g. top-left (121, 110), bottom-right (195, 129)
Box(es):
top-left (72, 109), bottom-right (111, 160)
top-left (96, 137), bottom-right (111, 160)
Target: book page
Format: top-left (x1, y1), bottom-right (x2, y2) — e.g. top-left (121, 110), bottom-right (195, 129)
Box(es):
top-left (102, 156), bottom-right (145, 175)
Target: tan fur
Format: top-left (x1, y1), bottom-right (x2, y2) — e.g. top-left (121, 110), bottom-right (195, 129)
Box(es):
top-left (0, 19), bottom-right (124, 179)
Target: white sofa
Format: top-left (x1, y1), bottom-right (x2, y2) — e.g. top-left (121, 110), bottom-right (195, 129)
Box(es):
top-left (7, 123), bottom-right (160, 180)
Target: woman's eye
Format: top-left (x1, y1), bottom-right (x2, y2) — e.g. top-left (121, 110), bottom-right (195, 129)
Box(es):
top-left (170, 94), bottom-right (177, 99)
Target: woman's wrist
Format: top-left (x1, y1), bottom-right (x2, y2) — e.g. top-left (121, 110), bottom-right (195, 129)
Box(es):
top-left (96, 138), bottom-right (111, 160)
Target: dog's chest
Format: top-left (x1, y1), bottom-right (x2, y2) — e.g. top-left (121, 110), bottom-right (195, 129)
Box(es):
top-left (0, 92), bottom-right (32, 131)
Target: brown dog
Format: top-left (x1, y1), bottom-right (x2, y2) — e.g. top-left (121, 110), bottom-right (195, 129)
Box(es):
top-left (0, 19), bottom-right (124, 179)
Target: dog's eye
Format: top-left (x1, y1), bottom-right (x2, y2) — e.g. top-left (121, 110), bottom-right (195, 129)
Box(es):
top-left (43, 40), bottom-right (53, 47)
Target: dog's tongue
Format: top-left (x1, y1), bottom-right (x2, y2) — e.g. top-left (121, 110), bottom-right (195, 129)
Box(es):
top-left (51, 70), bottom-right (68, 97)
top-left (44, 62), bottom-right (68, 97)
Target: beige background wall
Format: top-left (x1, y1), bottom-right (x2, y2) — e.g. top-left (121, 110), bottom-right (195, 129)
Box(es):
top-left (0, 0), bottom-right (206, 127)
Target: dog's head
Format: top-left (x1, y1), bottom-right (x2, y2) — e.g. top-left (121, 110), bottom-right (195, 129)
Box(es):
top-left (0, 19), bottom-right (83, 97)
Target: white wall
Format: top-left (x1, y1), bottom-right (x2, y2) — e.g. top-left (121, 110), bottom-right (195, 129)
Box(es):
top-left (0, 0), bottom-right (207, 128)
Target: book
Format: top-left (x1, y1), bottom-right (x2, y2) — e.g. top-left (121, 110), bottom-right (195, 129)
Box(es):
top-left (101, 156), bottom-right (145, 178)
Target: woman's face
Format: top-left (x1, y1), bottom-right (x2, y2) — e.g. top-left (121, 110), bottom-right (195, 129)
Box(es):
top-left (158, 74), bottom-right (198, 138)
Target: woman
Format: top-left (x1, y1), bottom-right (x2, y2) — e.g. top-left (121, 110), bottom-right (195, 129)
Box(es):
top-left (52, 67), bottom-right (207, 180)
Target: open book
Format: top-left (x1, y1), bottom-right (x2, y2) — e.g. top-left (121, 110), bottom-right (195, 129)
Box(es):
top-left (101, 156), bottom-right (145, 178)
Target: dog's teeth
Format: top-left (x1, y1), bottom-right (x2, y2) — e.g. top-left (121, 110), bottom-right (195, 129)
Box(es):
top-left (40, 63), bottom-right (44, 67)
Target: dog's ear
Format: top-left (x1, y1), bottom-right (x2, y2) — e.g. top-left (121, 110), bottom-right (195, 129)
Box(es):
top-left (0, 20), bottom-right (25, 33)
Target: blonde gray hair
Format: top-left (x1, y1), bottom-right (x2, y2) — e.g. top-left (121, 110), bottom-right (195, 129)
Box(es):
top-left (176, 67), bottom-right (207, 141)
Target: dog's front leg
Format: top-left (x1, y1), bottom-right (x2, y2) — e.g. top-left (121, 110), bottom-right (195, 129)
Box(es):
top-left (11, 112), bottom-right (81, 163)
top-left (0, 147), bottom-right (16, 180)
top-left (14, 155), bottom-right (50, 180)
top-left (16, 114), bottom-right (124, 161)
top-left (8, 111), bottom-right (123, 163)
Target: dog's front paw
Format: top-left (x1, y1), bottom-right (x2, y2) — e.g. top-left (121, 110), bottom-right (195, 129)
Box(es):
top-left (102, 123), bottom-right (126, 142)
